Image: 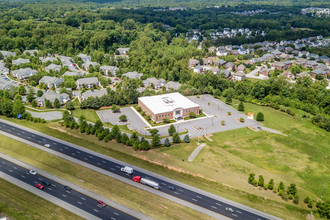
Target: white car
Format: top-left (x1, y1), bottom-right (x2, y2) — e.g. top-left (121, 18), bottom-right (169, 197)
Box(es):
top-left (44, 144), bottom-right (50, 148)
top-left (226, 207), bottom-right (234, 213)
top-left (29, 170), bottom-right (37, 175)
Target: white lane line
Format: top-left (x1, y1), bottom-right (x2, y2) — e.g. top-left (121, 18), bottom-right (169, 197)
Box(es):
top-left (62, 194), bottom-right (67, 197)
top-left (64, 147), bottom-right (68, 149)
top-left (196, 195), bottom-right (202, 199)
top-left (173, 191), bottom-right (179, 195)
top-left (76, 151), bottom-right (80, 154)
top-left (110, 168), bottom-right (115, 170)
top-left (21, 175), bottom-right (25, 178)
top-left (48, 188), bottom-right (52, 191)
top-left (42, 139), bottom-right (46, 141)
top-left (115, 165), bottom-right (120, 168)
top-left (21, 131), bottom-right (25, 133)
top-left (52, 184), bottom-right (56, 187)
top-left (34, 181), bottom-right (38, 184)
top-left (89, 155), bottom-right (93, 158)
top-left (53, 142), bottom-right (57, 145)
top-left (211, 206), bottom-right (217, 209)
top-left (84, 158), bottom-right (88, 160)
top-left (60, 148), bottom-right (63, 151)
top-left (232, 214), bottom-right (238, 217)
top-left (81, 197), bottom-right (86, 200)
top-left (97, 163), bottom-right (101, 165)
top-left (114, 212), bottom-right (119, 216)
top-left (31, 135), bottom-right (35, 137)
top-left (236, 210), bottom-right (242, 214)
top-left (93, 209), bottom-right (99, 212)
top-left (77, 201), bottom-right (82, 204)
top-left (27, 136), bottom-right (31, 139)
top-left (71, 153), bottom-right (75, 156)
top-left (111, 217), bottom-right (116, 220)
top-left (13, 166), bottom-right (17, 169)
top-left (161, 183), bottom-right (166, 185)
top-left (8, 169), bottom-right (13, 172)
top-left (38, 178), bottom-right (42, 180)
top-left (216, 203), bottom-right (222, 206)
top-left (102, 160), bottom-right (106, 163)
top-left (1, 161), bottom-right (5, 164)
top-left (192, 198), bottom-right (197, 201)
top-left (38, 140), bottom-right (42, 143)
top-left (178, 189), bottom-right (184, 192)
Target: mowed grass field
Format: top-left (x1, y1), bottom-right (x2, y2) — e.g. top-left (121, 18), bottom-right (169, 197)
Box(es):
top-left (0, 178), bottom-right (82, 220)
top-left (0, 134), bottom-right (212, 220)
top-left (1, 97), bottom-right (329, 219)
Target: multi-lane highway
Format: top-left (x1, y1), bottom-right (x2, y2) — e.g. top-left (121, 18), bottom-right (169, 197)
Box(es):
top-left (0, 156), bottom-right (138, 220)
top-left (0, 120), bottom-right (281, 220)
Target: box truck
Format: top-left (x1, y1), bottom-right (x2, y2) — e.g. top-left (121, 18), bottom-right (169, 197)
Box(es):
top-left (121, 166), bottom-right (133, 174)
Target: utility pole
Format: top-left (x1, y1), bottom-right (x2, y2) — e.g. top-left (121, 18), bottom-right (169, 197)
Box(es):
top-left (321, 182), bottom-right (327, 198)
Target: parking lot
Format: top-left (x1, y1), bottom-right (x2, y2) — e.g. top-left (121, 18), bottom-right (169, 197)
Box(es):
top-left (97, 95), bottom-right (259, 138)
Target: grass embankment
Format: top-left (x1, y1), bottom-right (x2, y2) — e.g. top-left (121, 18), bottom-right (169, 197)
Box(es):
top-left (2, 95), bottom-right (329, 220)
top-left (0, 134), bottom-right (212, 220)
top-left (71, 108), bottom-right (100, 123)
top-left (0, 178), bottom-right (82, 220)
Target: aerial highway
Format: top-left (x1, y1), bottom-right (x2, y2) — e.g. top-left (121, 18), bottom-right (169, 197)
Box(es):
top-left (0, 119), bottom-right (281, 220)
top-left (0, 156), bottom-right (138, 220)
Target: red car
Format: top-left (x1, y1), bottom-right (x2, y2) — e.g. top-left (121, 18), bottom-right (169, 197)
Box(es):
top-left (97, 200), bottom-right (106, 207)
top-left (35, 184), bottom-right (44, 190)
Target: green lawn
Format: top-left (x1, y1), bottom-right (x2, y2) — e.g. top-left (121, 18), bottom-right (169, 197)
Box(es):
top-left (0, 178), bottom-right (82, 220)
top-left (71, 108), bottom-right (100, 123)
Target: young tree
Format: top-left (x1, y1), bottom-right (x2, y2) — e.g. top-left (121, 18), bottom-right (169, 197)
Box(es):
top-left (287, 183), bottom-right (297, 196)
top-left (112, 104), bottom-right (119, 113)
top-left (168, 124), bottom-right (176, 136)
top-left (111, 125), bottom-right (120, 137)
top-left (238, 102), bottom-right (245, 111)
top-left (119, 114), bottom-right (127, 122)
top-left (12, 98), bottom-right (25, 117)
top-left (65, 101), bottom-right (75, 110)
top-left (149, 129), bottom-right (159, 137)
top-left (37, 90), bottom-right (43, 97)
top-left (164, 138), bottom-right (170, 147)
top-left (220, 120), bottom-right (225, 126)
top-left (248, 173), bottom-right (255, 184)
top-left (225, 95), bottom-right (232, 104)
top-left (189, 111), bottom-right (197, 118)
top-left (121, 133), bottom-right (129, 145)
top-left (163, 118), bottom-right (170, 123)
top-left (32, 99), bottom-right (37, 107)
top-left (258, 175), bottom-right (264, 187)
top-left (151, 134), bottom-right (160, 147)
top-left (268, 179), bottom-right (274, 190)
top-left (239, 117), bottom-right (245, 123)
top-left (18, 86), bottom-right (26, 95)
top-left (227, 111), bottom-right (231, 115)
top-left (45, 99), bottom-right (51, 108)
top-left (304, 196), bottom-right (311, 204)
top-left (184, 134), bottom-right (190, 143)
top-left (94, 120), bottom-right (103, 130)
top-left (172, 132), bottom-right (181, 143)
top-left (256, 112), bottom-right (264, 121)
top-left (53, 98), bottom-right (60, 108)
top-left (278, 182), bottom-right (285, 192)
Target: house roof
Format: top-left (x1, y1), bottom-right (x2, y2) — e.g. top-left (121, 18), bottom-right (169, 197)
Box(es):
top-left (0, 76), bottom-right (18, 90)
top-left (81, 89), bottom-right (107, 100)
top-left (165, 81), bottom-right (182, 90)
top-left (122, 71), bottom-right (143, 79)
top-left (45, 64), bottom-right (61, 72)
top-left (138, 92), bottom-right (199, 115)
top-left (39, 76), bottom-right (63, 85)
top-left (12, 68), bottom-right (37, 78)
top-left (76, 77), bottom-right (99, 85)
top-left (12, 58), bottom-right (30, 65)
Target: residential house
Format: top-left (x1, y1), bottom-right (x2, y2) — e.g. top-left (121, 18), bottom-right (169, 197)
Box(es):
top-left (232, 71), bottom-right (246, 81)
top-left (12, 68), bottom-right (37, 80)
top-left (39, 76), bottom-right (63, 88)
top-left (304, 61), bottom-right (318, 69)
top-left (143, 77), bottom-right (166, 89)
top-left (0, 61), bottom-right (9, 74)
top-left (236, 64), bottom-right (246, 72)
top-left (83, 61), bottom-right (99, 71)
top-left (0, 76), bottom-right (18, 90)
top-left (165, 81), bottom-right (182, 91)
top-left (122, 71), bottom-right (143, 79)
top-left (45, 64), bottom-right (61, 72)
top-left (230, 50), bottom-right (239, 56)
top-left (259, 67), bottom-right (269, 76)
top-left (281, 71), bottom-right (295, 80)
top-left (262, 54), bottom-right (275, 61)
top-left (76, 77), bottom-right (100, 89)
top-left (12, 58), bottom-right (30, 66)
top-left (280, 53), bottom-right (290, 60)
top-left (62, 71), bottom-right (83, 77)
top-left (204, 67), bottom-right (220, 75)
top-left (295, 58), bottom-right (307, 66)
top-left (72, 91), bottom-right (81, 98)
top-left (216, 50), bottom-right (228, 56)
top-left (77, 54), bottom-right (91, 63)
top-left (193, 65), bottom-right (203, 73)
top-left (296, 72), bottom-right (311, 79)
top-left (39, 57), bottom-right (57, 63)
top-left (0, 51), bottom-right (16, 58)
top-left (219, 70), bottom-right (231, 78)
top-left (225, 62), bottom-right (235, 71)
top-left (284, 61), bottom-right (293, 68)
top-left (36, 91), bottom-right (70, 107)
top-left (319, 55), bottom-right (329, 64)
top-left (311, 69), bottom-right (327, 78)
top-left (100, 66), bottom-right (119, 76)
top-left (189, 59), bottom-right (200, 67)
top-left (117, 48), bottom-right (130, 55)
top-left (272, 62), bottom-right (288, 70)
top-left (81, 89), bottom-right (107, 101)
top-left (136, 87), bottom-right (146, 93)
top-left (203, 57), bottom-right (214, 66)
top-left (208, 47), bottom-right (217, 53)
top-left (215, 59), bottom-right (226, 66)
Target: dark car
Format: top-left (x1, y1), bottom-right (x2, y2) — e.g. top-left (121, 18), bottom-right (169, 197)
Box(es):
top-left (64, 185), bottom-right (71, 191)
top-left (168, 185), bottom-right (176, 190)
top-left (42, 180), bottom-right (51, 186)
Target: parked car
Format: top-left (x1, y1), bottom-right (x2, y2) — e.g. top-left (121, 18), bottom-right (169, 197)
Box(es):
top-left (226, 207), bottom-right (234, 213)
top-left (29, 170), bottom-right (37, 175)
top-left (97, 200), bottom-right (106, 207)
top-left (35, 184), bottom-right (44, 189)
top-left (64, 185), bottom-right (71, 191)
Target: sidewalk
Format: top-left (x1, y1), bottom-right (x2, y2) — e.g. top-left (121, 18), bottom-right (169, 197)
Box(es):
top-left (188, 143), bottom-right (206, 162)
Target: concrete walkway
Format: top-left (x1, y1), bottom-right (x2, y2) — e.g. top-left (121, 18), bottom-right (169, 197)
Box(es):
top-left (188, 143), bottom-right (206, 162)
top-left (260, 126), bottom-right (287, 136)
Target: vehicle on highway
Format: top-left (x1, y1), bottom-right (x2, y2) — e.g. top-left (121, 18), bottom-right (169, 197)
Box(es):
top-left (29, 170), bottom-right (37, 175)
top-left (64, 185), bottom-right (72, 191)
top-left (97, 200), bottom-right (106, 207)
top-left (121, 166), bottom-right (133, 174)
top-left (226, 207), bottom-right (234, 213)
top-left (35, 184), bottom-right (44, 189)
top-left (133, 176), bottom-right (160, 189)
top-left (42, 180), bottom-right (51, 186)
top-left (168, 185), bottom-right (176, 190)
top-left (44, 144), bottom-right (50, 148)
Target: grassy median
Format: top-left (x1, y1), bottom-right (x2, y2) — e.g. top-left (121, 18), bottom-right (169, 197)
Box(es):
top-left (0, 134), bottom-right (213, 220)
top-left (0, 178), bottom-right (82, 220)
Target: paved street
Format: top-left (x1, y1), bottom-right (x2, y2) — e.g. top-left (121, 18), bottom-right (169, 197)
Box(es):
top-left (0, 119), bottom-right (281, 220)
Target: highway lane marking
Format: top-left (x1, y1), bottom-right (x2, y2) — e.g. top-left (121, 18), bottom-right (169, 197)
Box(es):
top-left (77, 201), bottom-right (82, 204)
top-left (48, 188), bottom-right (52, 191)
top-left (114, 212), bottom-right (119, 216)
top-left (76, 151), bottom-right (80, 154)
top-left (111, 217), bottom-right (116, 220)
top-left (34, 181), bottom-right (38, 184)
top-left (89, 155), bottom-right (93, 158)
top-left (115, 165), bottom-right (120, 168)
top-left (97, 162), bottom-right (101, 165)
top-left (60, 148), bottom-right (63, 151)
top-left (38, 178), bottom-right (42, 181)
top-left (211, 206), bottom-right (217, 209)
top-left (232, 214), bottom-right (238, 217)
top-left (27, 136), bottom-right (31, 139)
top-left (81, 197), bottom-right (86, 200)
top-left (178, 189), bottom-right (184, 192)
top-left (173, 191), bottom-right (179, 195)
top-left (38, 140), bottom-right (42, 143)
top-left (13, 166), bottom-right (17, 169)
top-left (93, 209), bottom-right (99, 212)
top-left (64, 147), bottom-right (68, 149)
top-left (84, 158), bottom-right (88, 160)
top-left (216, 203), bottom-right (222, 206)
top-left (53, 142), bottom-right (57, 145)
top-left (52, 184), bottom-right (56, 187)
top-left (161, 183), bottom-right (166, 185)
top-left (42, 139), bottom-right (46, 141)
top-left (71, 153), bottom-right (75, 156)
top-left (192, 198), bottom-right (197, 201)
top-left (1, 161), bottom-right (5, 164)
top-left (62, 194), bottom-right (67, 197)
top-left (31, 135), bottom-right (35, 137)
top-left (196, 195), bottom-right (202, 199)
top-left (110, 168), bottom-right (115, 170)
top-left (102, 160), bottom-right (106, 163)
top-left (236, 210), bottom-right (242, 214)
top-left (8, 169), bottom-right (13, 172)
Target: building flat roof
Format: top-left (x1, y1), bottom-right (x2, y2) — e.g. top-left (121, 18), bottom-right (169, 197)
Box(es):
top-left (138, 92), bottom-right (199, 115)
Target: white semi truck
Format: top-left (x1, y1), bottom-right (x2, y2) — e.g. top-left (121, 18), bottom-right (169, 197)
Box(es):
top-left (133, 176), bottom-right (160, 189)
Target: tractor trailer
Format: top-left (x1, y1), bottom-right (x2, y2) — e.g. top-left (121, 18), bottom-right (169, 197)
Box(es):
top-left (133, 176), bottom-right (160, 189)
